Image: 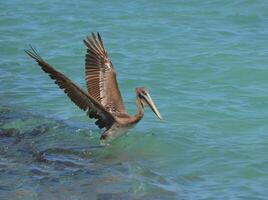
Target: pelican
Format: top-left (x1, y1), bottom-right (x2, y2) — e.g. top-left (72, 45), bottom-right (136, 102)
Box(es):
top-left (25, 32), bottom-right (162, 140)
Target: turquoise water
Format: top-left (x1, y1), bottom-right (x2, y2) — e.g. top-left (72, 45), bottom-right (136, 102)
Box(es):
top-left (1, 0), bottom-right (268, 199)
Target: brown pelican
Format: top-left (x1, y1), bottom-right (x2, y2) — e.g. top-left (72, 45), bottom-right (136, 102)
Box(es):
top-left (25, 32), bottom-right (162, 140)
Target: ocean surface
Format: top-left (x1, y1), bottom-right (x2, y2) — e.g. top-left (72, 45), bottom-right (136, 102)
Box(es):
top-left (1, 0), bottom-right (268, 199)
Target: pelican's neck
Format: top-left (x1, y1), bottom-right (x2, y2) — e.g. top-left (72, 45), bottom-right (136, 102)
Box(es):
top-left (132, 96), bottom-right (144, 124)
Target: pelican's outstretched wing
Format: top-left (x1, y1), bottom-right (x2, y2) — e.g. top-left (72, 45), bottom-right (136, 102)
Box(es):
top-left (25, 47), bottom-right (115, 129)
top-left (83, 32), bottom-right (126, 114)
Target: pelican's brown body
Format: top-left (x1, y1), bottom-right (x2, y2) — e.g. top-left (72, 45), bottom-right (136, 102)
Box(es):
top-left (25, 32), bottom-right (161, 140)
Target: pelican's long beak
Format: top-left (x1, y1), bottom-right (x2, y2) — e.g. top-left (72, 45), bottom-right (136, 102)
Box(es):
top-left (142, 93), bottom-right (162, 120)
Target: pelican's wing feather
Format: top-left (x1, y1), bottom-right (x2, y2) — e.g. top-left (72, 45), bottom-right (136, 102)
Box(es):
top-left (83, 32), bottom-right (126, 114)
top-left (25, 46), bottom-right (115, 129)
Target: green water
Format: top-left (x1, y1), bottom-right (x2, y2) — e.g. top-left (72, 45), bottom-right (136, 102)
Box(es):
top-left (1, 0), bottom-right (268, 199)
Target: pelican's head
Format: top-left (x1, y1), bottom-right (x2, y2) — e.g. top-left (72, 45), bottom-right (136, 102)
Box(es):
top-left (136, 87), bottom-right (162, 120)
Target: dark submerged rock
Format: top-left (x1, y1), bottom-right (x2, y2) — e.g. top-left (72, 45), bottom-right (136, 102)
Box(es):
top-left (0, 128), bottom-right (19, 137)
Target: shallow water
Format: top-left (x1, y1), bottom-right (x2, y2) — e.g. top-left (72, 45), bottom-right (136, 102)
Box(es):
top-left (1, 0), bottom-right (268, 199)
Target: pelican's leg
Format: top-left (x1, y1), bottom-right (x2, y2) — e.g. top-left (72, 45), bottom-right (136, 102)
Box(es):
top-left (100, 123), bottom-right (129, 140)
